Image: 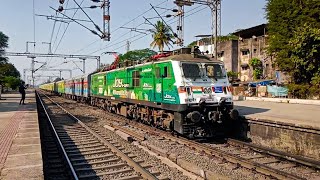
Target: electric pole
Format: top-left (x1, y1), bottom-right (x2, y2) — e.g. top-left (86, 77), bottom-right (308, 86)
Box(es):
top-left (174, 1), bottom-right (193, 47)
top-left (173, 0), bottom-right (221, 60)
top-left (126, 40), bottom-right (130, 52)
top-left (102, 0), bottom-right (110, 41)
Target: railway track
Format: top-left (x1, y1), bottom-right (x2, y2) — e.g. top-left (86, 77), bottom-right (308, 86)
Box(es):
top-left (37, 91), bottom-right (163, 180)
top-left (39, 91), bottom-right (320, 180)
top-left (110, 120), bottom-right (320, 180)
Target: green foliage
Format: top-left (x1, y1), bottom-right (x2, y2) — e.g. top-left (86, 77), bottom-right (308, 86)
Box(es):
top-left (150, 21), bottom-right (174, 52)
top-left (249, 58), bottom-right (262, 80)
top-left (0, 31), bottom-right (9, 55)
top-left (227, 71), bottom-right (239, 82)
top-left (289, 24), bottom-right (320, 85)
top-left (119, 49), bottom-right (157, 62)
top-left (0, 63), bottom-right (20, 78)
top-left (3, 76), bottom-right (21, 90)
top-left (266, 0), bottom-right (320, 98)
top-left (187, 41), bottom-right (197, 48)
top-left (0, 31), bottom-right (9, 65)
top-left (0, 31), bottom-right (21, 91)
top-left (227, 71), bottom-right (239, 78)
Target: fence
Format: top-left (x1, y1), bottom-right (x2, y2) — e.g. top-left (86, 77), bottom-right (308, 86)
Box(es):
top-left (231, 85), bottom-right (288, 98)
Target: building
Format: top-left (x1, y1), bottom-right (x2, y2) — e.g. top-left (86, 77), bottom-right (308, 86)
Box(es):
top-left (233, 24), bottom-right (273, 81)
top-left (195, 23), bottom-right (275, 82)
top-left (196, 35), bottom-right (238, 73)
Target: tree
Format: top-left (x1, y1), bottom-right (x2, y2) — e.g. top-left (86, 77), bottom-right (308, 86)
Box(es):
top-left (0, 63), bottom-right (20, 78)
top-left (266, 0), bottom-right (320, 98)
top-left (150, 21), bottom-right (174, 52)
top-left (266, 0), bottom-right (320, 77)
top-left (289, 24), bottom-right (320, 85)
top-left (119, 49), bottom-right (157, 62)
top-left (227, 71), bottom-right (239, 82)
top-left (4, 76), bottom-right (21, 90)
top-left (249, 58), bottom-right (262, 80)
top-left (0, 32), bottom-right (9, 65)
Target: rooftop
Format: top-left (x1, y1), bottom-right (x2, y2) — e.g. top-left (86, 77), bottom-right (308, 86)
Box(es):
top-left (232, 24), bottom-right (267, 39)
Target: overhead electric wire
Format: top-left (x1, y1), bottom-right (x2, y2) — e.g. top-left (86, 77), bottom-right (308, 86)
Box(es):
top-left (92, 5), bottom-right (204, 55)
top-left (88, 4), bottom-right (177, 55)
top-left (46, 0), bottom-right (70, 68)
top-left (47, 0), bottom-right (85, 68)
top-left (72, 0), bottom-right (170, 55)
top-left (72, 0), bottom-right (102, 33)
top-left (109, 5), bottom-right (206, 52)
top-left (50, 7), bottom-right (99, 36)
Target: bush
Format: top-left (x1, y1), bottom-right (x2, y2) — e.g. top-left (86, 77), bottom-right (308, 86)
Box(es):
top-left (287, 82), bottom-right (320, 99)
top-left (249, 58), bottom-right (262, 80)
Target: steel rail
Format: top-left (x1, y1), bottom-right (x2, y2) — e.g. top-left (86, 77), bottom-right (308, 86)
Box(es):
top-left (228, 138), bottom-right (320, 170)
top-left (244, 118), bottom-right (320, 135)
top-left (39, 91), bottom-right (313, 179)
top-left (38, 91), bottom-right (158, 180)
top-left (36, 91), bottom-right (79, 180)
top-left (98, 111), bottom-right (308, 180)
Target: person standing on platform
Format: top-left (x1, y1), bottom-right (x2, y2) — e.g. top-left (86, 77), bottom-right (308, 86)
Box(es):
top-left (19, 82), bottom-right (27, 105)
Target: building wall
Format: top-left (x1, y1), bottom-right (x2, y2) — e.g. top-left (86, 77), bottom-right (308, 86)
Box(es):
top-left (198, 40), bottom-right (238, 74)
top-left (238, 36), bottom-right (273, 81)
top-left (196, 35), bottom-right (274, 82)
top-left (216, 40), bottom-right (238, 73)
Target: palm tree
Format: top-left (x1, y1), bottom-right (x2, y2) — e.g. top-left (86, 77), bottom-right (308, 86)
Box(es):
top-left (150, 21), bottom-right (174, 53)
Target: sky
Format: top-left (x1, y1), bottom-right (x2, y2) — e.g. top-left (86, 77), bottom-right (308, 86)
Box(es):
top-left (0, 0), bottom-right (266, 85)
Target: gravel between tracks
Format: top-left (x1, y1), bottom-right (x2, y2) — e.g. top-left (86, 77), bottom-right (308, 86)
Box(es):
top-left (46, 95), bottom-right (191, 180)
top-left (46, 95), bottom-right (320, 180)
top-left (47, 95), bottom-right (273, 180)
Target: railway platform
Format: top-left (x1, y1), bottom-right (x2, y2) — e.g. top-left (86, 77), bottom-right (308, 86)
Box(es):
top-left (0, 90), bottom-right (43, 179)
top-left (234, 100), bottom-right (320, 129)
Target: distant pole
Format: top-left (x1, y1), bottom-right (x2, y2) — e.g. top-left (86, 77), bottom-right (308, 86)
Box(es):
top-left (214, 0), bottom-right (218, 60)
top-left (31, 57), bottom-right (35, 87)
top-left (126, 40), bottom-right (130, 52)
top-left (97, 57), bottom-right (101, 70)
top-left (82, 59), bottom-right (86, 74)
top-left (0, 85), bottom-right (2, 100)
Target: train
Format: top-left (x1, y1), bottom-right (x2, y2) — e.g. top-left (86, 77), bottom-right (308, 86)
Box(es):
top-left (39, 48), bottom-right (239, 138)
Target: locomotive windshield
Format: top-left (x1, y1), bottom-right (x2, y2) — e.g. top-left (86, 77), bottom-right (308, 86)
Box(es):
top-left (182, 63), bottom-right (201, 78)
top-left (205, 64), bottom-right (226, 79)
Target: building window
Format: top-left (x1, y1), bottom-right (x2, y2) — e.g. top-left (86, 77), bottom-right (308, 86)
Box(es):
top-left (241, 50), bottom-right (249, 56)
top-left (218, 51), bottom-right (224, 57)
top-left (254, 49), bottom-right (257, 54)
top-left (242, 66), bottom-right (249, 71)
top-left (132, 71), bottom-right (140, 87)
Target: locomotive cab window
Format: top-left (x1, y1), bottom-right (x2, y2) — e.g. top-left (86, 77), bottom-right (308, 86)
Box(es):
top-left (156, 67), bottom-right (160, 78)
top-left (182, 63), bottom-right (201, 78)
top-left (163, 66), bottom-right (169, 78)
top-left (132, 71), bottom-right (140, 87)
top-left (205, 64), bottom-right (226, 79)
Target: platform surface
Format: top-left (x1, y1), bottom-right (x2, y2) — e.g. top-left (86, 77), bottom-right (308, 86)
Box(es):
top-left (0, 90), bottom-right (43, 179)
top-left (234, 100), bottom-right (320, 129)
